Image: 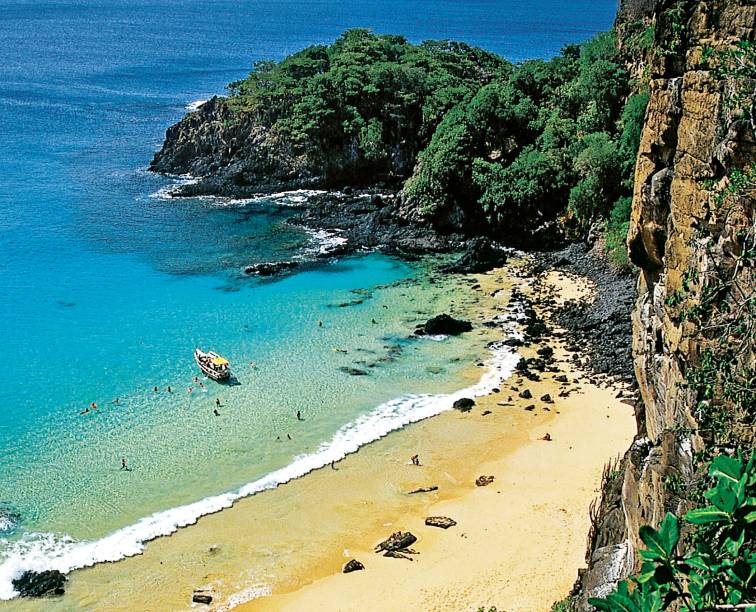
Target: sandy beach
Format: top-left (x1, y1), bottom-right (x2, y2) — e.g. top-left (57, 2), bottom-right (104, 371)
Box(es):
top-left (242, 266), bottom-right (637, 611)
top-left (9, 261), bottom-right (636, 612)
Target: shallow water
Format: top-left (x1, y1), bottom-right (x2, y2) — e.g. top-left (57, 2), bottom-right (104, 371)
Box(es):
top-left (0, 0), bottom-right (616, 600)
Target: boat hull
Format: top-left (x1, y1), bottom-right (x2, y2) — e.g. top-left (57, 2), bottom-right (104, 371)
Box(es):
top-left (194, 349), bottom-right (231, 381)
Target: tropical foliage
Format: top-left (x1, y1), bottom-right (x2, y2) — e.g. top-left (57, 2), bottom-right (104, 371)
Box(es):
top-left (589, 452), bottom-right (756, 611)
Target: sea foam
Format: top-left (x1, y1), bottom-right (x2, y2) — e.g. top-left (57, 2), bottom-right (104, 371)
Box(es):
top-left (0, 326), bottom-right (521, 600)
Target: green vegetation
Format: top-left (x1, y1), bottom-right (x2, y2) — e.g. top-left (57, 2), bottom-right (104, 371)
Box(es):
top-left (222, 28), bottom-right (647, 255)
top-left (589, 451), bottom-right (756, 611)
top-left (403, 30), bottom-right (645, 251)
top-left (227, 29), bottom-right (509, 173)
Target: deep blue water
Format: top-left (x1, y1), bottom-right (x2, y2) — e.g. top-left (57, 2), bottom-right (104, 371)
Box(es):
top-left (0, 0), bottom-right (617, 599)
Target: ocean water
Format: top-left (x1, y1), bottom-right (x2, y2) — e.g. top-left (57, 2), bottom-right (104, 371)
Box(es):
top-left (0, 0), bottom-right (616, 601)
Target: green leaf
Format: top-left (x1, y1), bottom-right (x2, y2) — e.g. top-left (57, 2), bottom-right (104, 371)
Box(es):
top-left (607, 593), bottom-right (640, 612)
top-left (685, 506), bottom-right (730, 524)
top-left (710, 454), bottom-right (743, 483)
top-left (705, 483), bottom-right (738, 513)
top-left (639, 524), bottom-right (668, 559)
top-left (587, 598), bottom-right (615, 611)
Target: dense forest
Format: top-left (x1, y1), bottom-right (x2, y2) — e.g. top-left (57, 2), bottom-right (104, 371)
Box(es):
top-left (174, 28), bottom-right (649, 262)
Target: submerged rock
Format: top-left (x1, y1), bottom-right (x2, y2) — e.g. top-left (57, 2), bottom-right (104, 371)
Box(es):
top-left (343, 559), bottom-right (365, 573)
top-left (339, 366), bottom-right (369, 376)
top-left (12, 570), bottom-right (66, 598)
top-left (425, 516), bottom-right (457, 529)
top-left (244, 261), bottom-right (299, 276)
top-left (415, 314), bottom-right (472, 336)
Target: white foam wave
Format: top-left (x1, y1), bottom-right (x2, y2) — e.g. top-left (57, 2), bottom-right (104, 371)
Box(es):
top-left (301, 228), bottom-right (348, 257)
top-left (185, 99), bottom-right (208, 111)
top-left (0, 336), bottom-right (521, 600)
top-left (148, 174), bottom-right (200, 200)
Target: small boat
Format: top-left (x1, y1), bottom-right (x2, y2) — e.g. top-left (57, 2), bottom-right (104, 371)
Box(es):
top-left (194, 348), bottom-right (231, 381)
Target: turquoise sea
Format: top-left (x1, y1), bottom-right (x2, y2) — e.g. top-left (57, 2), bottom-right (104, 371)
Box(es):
top-left (0, 0), bottom-right (616, 600)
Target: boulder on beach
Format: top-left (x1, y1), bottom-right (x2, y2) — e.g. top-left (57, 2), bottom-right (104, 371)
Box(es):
top-left (343, 559), bottom-right (365, 573)
top-left (408, 485), bottom-right (438, 494)
top-left (375, 531), bottom-right (417, 554)
top-left (519, 389), bottom-right (532, 399)
top-left (441, 238), bottom-right (509, 274)
top-left (415, 314), bottom-right (472, 336)
top-left (192, 590), bottom-right (213, 605)
top-left (475, 475), bottom-right (495, 487)
top-left (12, 570), bottom-right (66, 598)
top-left (425, 516), bottom-right (457, 529)
top-left (453, 397), bottom-right (475, 412)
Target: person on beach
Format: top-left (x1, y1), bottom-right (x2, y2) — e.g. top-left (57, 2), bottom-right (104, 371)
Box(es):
top-left (287, 433), bottom-right (292, 440)
top-left (296, 410), bottom-right (302, 421)
top-left (213, 408), bottom-right (220, 416)
top-left (216, 398), bottom-right (221, 407)
top-left (121, 458), bottom-right (129, 471)
top-left (411, 454), bottom-right (420, 466)
top-left (331, 461), bottom-right (337, 470)
top-left (540, 433), bottom-right (552, 441)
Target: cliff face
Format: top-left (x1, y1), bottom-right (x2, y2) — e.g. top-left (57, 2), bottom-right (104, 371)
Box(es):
top-left (576, 0), bottom-right (755, 605)
top-left (150, 97), bottom-right (322, 195)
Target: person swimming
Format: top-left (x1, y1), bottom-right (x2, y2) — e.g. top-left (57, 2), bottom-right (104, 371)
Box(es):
top-left (213, 408), bottom-right (220, 416)
top-left (296, 410), bottom-right (302, 421)
top-left (166, 386), bottom-right (172, 393)
top-left (215, 398), bottom-right (221, 407)
top-left (120, 458), bottom-right (129, 471)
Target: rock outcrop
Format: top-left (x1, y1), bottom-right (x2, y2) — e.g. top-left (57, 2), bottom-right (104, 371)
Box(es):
top-left (573, 0), bottom-right (755, 605)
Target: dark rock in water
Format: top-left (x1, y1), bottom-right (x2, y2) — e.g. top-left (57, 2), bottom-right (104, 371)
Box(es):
top-left (192, 590), bottom-right (213, 605)
top-left (453, 397), bottom-right (475, 412)
top-left (343, 559), bottom-right (365, 573)
top-left (244, 261), bottom-right (298, 276)
top-left (339, 366), bottom-right (369, 376)
top-left (441, 238), bottom-right (508, 274)
top-left (0, 502), bottom-right (21, 535)
top-left (415, 314), bottom-right (472, 336)
top-left (425, 516), bottom-right (457, 529)
top-left (519, 389), bottom-right (532, 399)
top-left (475, 475), bottom-right (495, 487)
top-left (503, 337), bottom-right (524, 347)
top-left (515, 358), bottom-right (529, 372)
top-left (12, 570), bottom-right (66, 598)
top-left (375, 531), bottom-right (417, 554)
top-left (408, 486), bottom-right (438, 494)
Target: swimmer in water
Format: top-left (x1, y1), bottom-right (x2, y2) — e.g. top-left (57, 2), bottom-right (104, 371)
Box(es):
top-left (213, 408), bottom-right (220, 416)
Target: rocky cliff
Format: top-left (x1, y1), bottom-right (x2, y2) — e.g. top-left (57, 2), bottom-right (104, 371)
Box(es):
top-left (574, 0), bottom-right (755, 606)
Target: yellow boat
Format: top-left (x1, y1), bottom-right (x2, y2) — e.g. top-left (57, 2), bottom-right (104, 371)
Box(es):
top-left (194, 348), bottom-right (231, 381)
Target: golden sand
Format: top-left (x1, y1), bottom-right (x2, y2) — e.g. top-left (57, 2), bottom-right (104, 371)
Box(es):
top-left (11, 263), bottom-right (635, 612)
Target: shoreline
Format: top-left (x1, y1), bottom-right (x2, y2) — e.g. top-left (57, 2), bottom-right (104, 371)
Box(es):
top-left (239, 260), bottom-right (638, 611)
top-left (6, 252), bottom-right (637, 611)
